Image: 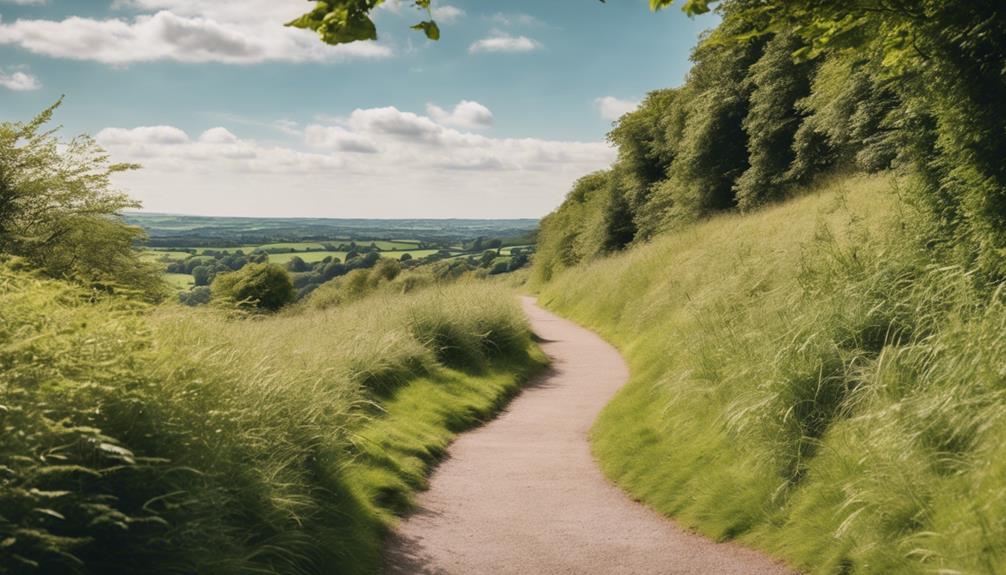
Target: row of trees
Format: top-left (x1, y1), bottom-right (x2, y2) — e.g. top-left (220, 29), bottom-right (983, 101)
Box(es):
top-left (535, 1), bottom-right (1006, 286)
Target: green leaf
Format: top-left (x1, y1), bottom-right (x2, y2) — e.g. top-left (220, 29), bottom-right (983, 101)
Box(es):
top-left (411, 20), bottom-right (440, 41)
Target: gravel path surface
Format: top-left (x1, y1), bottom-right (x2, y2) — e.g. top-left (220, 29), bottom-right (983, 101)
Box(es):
top-left (383, 296), bottom-right (794, 575)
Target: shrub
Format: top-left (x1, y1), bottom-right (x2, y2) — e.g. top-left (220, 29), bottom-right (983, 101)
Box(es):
top-left (0, 262), bottom-right (536, 575)
top-left (211, 263), bottom-right (295, 311)
top-left (0, 103), bottom-right (163, 300)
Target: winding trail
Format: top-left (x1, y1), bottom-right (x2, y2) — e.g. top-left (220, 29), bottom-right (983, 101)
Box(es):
top-left (383, 297), bottom-right (793, 575)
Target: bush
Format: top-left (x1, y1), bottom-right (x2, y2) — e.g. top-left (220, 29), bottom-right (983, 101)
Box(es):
top-left (211, 263), bottom-right (295, 311)
top-left (0, 103), bottom-right (163, 300)
top-left (0, 263), bottom-right (538, 575)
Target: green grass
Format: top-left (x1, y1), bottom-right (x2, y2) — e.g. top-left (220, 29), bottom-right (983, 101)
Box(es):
top-left (163, 272), bottom-right (194, 289)
top-left (1, 268), bottom-right (545, 574)
top-left (257, 241), bottom-right (328, 251)
top-left (367, 240), bottom-right (421, 250)
top-left (139, 250), bottom-right (192, 262)
top-left (267, 250), bottom-right (350, 264)
top-left (536, 174), bottom-right (1006, 574)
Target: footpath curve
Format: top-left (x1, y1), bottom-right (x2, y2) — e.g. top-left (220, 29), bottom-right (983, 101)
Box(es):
top-left (383, 296), bottom-right (793, 575)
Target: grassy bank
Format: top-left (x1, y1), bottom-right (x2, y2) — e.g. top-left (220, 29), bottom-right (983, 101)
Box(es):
top-left (0, 266), bottom-right (545, 574)
top-left (536, 175), bottom-right (1006, 574)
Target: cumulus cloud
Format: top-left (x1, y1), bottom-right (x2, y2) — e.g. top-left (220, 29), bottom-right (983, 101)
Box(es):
top-left (594, 96), bottom-right (640, 121)
top-left (97, 103), bottom-right (615, 218)
top-left (432, 5), bottom-right (464, 23)
top-left (425, 100), bottom-right (493, 130)
top-left (469, 31), bottom-right (540, 54)
top-left (0, 68), bottom-right (40, 91)
top-left (304, 125), bottom-right (379, 154)
top-left (0, 0), bottom-right (392, 64)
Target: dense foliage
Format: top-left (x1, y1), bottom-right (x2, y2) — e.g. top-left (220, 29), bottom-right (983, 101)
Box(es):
top-left (540, 177), bottom-right (1006, 574)
top-left (0, 103), bottom-right (162, 300)
top-left (535, 1), bottom-right (1006, 284)
top-left (211, 263), bottom-right (296, 311)
top-left (0, 261), bottom-right (541, 574)
top-left (526, 3), bottom-right (1006, 573)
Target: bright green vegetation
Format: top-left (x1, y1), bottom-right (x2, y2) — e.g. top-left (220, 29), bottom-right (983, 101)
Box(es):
top-left (0, 101), bottom-right (164, 301)
top-left (0, 100), bottom-right (548, 574)
top-left (499, 245), bottom-right (533, 256)
top-left (265, 249), bottom-right (438, 265)
top-left (141, 233), bottom-right (527, 304)
top-left (163, 272), bottom-right (194, 289)
top-left (538, 176), bottom-right (1006, 573)
top-left (211, 262), bottom-right (296, 311)
top-left (528, 4), bottom-right (1006, 572)
top-left (1, 263), bottom-right (545, 574)
top-left (370, 240), bottom-right (421, 250)
top-left (140, 251), bottom-right (191, 263)
top-left (266, 250), bottom-right (350, 264)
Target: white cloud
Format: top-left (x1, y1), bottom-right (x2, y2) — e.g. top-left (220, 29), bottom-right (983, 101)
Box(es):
top-left (487, 12), bottom-right (543, 27)
top-left (0, 0), bottom-right (392, 64)
top-left (1, 0), bottom-right (47, 5)
top-left (303, 125), bottom-right (378, 154)
top-left (469, 32), bottom-right (540, 54)
top-left (594, 96), bottom-right (640, 121)
top-left (199, 127), bottom-right (239, 144)
top-left (432, 5), bottom-right (464, 24)
top-left (0, 69), bottom-right (40, 91)
top-left (97, 104), bottom-right (615, 218)
top-left (426, 100), bottom-right (493, 130)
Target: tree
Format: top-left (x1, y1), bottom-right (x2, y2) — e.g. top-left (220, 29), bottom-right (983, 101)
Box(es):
top-left (653, 0), bottom-right (1006, 278)
top-left (734, 32), bottom-right (815, 209)
top-left (479, 250), bottom-right (497, 267)
top-left (191, 265), bottom-right (213, 287)
top-left (211, 263), bottom-right (295, 312)
top-left (286, 255), bottom-right (310, 273)
top-left (0, 101), bottom-right (163, 299)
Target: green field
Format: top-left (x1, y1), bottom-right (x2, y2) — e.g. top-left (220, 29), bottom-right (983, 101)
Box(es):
top-left (164, 273), bottom-right (195, 289)
top-left (369, 240), bottom-right (421, 250)
top-left (140, 250), bottom-right (192, 262)
top-left (266, 251), bottom-right (349, 264)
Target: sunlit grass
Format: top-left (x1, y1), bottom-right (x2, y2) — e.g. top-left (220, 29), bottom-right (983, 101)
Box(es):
top-left (1, 269), bottom-right (544, 574)
top-left (538, 174), bottom-right (1006, 574)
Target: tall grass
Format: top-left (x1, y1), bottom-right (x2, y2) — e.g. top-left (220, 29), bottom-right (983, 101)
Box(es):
top-left (0, 265), bottom-right (544, 574)
top-left (537, 174), bottom-right (1006, 574)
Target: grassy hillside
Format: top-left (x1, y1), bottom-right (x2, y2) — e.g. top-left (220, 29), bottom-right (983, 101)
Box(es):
top-left (0, 264), bottom-right (545, 574)
top-left (537, 175), bottom-right (1006, 574)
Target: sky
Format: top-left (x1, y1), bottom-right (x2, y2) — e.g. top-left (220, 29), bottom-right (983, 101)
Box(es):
top-left (0, 0), bottom-right (717, 218)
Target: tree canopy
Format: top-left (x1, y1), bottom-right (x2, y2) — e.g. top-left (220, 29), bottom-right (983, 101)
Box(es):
top-left (0, 100), bottom-right (164, 299)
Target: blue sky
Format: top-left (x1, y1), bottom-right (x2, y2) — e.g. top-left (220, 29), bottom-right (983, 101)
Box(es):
top-left (0, 0), bottom-right (717, 218)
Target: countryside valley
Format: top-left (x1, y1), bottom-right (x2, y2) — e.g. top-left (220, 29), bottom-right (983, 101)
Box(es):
top-left (3, 1), bottom-right (1006, 575)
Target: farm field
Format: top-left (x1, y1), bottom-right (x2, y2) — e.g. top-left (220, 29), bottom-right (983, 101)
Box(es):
top-left (164, 273), bottom-right (195, 289)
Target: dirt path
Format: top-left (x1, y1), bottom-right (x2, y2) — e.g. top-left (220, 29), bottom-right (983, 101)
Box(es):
top-left (383, 297), bottom-right (793, 575)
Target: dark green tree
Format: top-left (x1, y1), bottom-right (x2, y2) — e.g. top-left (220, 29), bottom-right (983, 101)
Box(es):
top-left (734, 32), bottom-right (815, 209)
